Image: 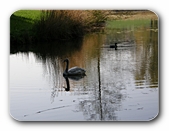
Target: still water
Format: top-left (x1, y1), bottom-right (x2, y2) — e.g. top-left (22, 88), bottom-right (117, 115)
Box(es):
top-left (10, 19), bottom-right (158, 121)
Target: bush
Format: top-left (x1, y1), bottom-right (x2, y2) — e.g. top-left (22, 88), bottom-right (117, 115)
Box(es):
top-left (33, 10), bottom-right (108, 42)
top-left (33, 10), bottom-right (86, 41)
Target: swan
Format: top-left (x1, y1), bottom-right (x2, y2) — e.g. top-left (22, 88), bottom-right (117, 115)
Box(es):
top-left (63, 58), bottom-right (86, 76)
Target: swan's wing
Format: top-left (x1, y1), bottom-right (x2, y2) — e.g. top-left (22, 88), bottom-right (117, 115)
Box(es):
top-left (67, 75), bottom-right (85, 81)
top-left (68, 67), bottom-right (86, 74)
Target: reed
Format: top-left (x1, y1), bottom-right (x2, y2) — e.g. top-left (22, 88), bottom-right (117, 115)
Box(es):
top-left (34, 10), bottom-right (84, 41)
top-left (33, 10), bottom-right (108, 42)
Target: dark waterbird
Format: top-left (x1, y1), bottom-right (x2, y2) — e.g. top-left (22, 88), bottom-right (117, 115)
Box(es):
top-left (101, 43), bottom-right (118, 50)
top-left (102, 41), bottom-right (135, 50)
top-left (110, 43), bottom-right (117, 49)
top-left (63, 58), bottom-right (86, 76)
top-left (109, 40), bottom-right (135, 48)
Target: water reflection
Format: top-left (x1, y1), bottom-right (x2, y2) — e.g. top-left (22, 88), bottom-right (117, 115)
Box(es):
top-left (10, 19), bottom-right (158, 121)
top-left (63, 75), bottom-right (86, 91)
top-left (63, 76), bottom-right (70, 91)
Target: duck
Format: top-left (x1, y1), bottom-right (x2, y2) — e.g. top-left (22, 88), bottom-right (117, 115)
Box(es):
top-left (63, 58), bottom-right (86, 76)
top-left (110, 43), bottom-right (117, 49)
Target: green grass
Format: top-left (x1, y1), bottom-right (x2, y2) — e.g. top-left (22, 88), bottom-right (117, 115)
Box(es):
top-left (13, 10), bottom-right (41, 21)
top-left (10, 10), bottom-right (41, 33)
top-left (10, 10), bottom-right (41, 44)
top-left (106, 19), bottom-right (151, 29)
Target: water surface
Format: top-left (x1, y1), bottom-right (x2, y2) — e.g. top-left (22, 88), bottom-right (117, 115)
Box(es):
top-left (10, 19), bottom-right (158, 121)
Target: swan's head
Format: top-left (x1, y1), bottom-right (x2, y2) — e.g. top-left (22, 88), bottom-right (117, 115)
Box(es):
top-left (63, 58), bottom-right (69, 63)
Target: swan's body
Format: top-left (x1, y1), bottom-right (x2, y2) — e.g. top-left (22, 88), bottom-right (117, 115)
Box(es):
top-left (63, 59), bottom-right (86, 76)
top-left (64, 67), bottom-right (86, 75)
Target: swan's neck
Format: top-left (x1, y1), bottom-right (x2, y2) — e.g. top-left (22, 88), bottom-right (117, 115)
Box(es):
top-left (65, 60), bottom-right (69, 72)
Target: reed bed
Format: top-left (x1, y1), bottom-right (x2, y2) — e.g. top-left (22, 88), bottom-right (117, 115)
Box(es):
top-left (33, 10), bottom-right (108, 42)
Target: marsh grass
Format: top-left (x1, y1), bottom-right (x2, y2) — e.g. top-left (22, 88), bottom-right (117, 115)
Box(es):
top-left (33, 10), bottom-right (84, 41)
top-left (33, 10), bottom-right (108, 42)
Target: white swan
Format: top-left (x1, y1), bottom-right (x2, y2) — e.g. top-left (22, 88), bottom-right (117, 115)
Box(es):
top-left (63, 58), bottom-right (86, 76)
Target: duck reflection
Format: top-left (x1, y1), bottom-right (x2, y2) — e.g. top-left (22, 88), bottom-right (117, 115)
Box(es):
top-left (63, 74), bottom-right (86, 91)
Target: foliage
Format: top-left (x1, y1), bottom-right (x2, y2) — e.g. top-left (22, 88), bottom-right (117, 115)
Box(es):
top-left (33, 10), bottom-right (108, 42)
top-left (10, 10), bottom-right (108, 44)
top-left (33, 10), bottom-right (86, 41)
top-left (87, 10), bottom-right (108, 26)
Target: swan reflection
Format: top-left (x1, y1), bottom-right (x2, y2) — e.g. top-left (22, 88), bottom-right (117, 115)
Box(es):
top-left (63, 74), bottom-right (86, 91)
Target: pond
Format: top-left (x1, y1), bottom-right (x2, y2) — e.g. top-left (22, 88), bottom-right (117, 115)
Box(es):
top-left (9, 19), bottom-right (159, 121)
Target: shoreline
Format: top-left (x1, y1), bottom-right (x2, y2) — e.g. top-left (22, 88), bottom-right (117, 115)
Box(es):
top-left (108, 10), bottom-right (158, 20)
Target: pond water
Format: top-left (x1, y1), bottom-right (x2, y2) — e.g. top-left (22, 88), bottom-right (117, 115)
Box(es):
top-left (10, 19), bottom-right (159, 121)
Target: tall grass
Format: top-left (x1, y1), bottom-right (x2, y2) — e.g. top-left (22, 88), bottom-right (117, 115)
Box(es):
top-left (33, 10), bottom-right (108, 42)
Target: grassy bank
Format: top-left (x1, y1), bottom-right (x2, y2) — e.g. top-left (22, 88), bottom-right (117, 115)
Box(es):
top-left (10, 10), bottom-right (108, 44)
top-left (10, 10), bottom-right (41, 44)
top-left (106, 19), bottom-right (151, 29)
top-left (108, 10), bottom-right (158, 20)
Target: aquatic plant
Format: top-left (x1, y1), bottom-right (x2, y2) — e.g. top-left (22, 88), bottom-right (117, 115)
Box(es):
top-left (33, 10), bottom-right (108, 42)
top-left (34, 11), bottom-right (81, 41)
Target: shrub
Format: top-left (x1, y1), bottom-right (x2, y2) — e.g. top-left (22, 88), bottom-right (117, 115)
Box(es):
top-left (33, 10), bottom-right (108, 42)
top-left (33, 10), bottom-right (86, 41)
